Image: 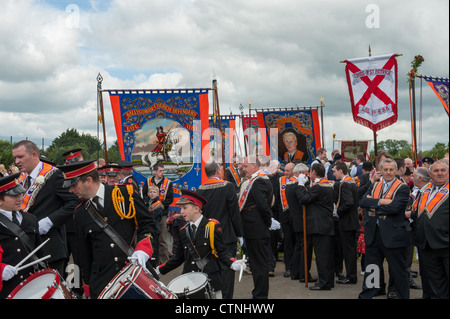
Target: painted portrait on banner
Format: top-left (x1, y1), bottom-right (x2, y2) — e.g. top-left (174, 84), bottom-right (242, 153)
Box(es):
top-left (256, 109), bottom-right (322, 167)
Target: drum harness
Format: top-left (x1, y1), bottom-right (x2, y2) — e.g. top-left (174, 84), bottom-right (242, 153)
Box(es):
top-left (0, 214), bottom-right (47, 270)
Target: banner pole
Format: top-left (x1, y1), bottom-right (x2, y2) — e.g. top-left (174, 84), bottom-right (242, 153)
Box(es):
top-left (97, 73), bottom-right (108, 163)
top-left (213, 79), bottom-right (227, 178)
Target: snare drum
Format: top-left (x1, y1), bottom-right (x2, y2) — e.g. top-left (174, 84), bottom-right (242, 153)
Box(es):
top-left (167, 272), bottom-right (213, 299)
top-left (7, 269), bottom-right (75, 299)
top-left (98, 263), bottom-right (177, 299)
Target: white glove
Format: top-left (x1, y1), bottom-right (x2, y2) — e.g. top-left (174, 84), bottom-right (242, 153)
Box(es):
top-left (131, 250), bottom-right (149, 270)
top-left (155, 266), bottom-right (161, 275)
top-left (38, 217), bottom-right (53, 235)
top-left (231, 259), bottom-right (247, 272)
top-left (237, 237), bottom-right (244, 247)
top-left (269, 218), bottom-right (281, 230)
top-left (2, 265), bottom-right (18, 281)
top-left (298, 174), bottom-right (308, 186)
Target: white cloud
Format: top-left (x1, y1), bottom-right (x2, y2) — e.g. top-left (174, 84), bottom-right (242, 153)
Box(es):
top-left (0, 0), bottom-right (448, 156)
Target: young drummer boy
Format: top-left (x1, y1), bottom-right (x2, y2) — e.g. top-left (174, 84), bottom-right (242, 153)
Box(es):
top-left (156, 190), bottom-right (245, 299)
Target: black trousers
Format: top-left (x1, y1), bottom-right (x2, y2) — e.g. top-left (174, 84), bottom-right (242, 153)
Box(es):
top-left (280, 218), bottom-right (296, 272)
top-left (340, 230), bottom-right (358, 282)
top-left (292, 232), bottom-right (313, 280)
top-left (359, 226), bottom-right (409, 299)
top-left (311, 234), bottom-right (334, 288)
top-left (246, 237), bottom-right (270, 299)
top-left (420, 246), bottom-right (449, 299)
top-left (219, 242), bottom-right (237, 299)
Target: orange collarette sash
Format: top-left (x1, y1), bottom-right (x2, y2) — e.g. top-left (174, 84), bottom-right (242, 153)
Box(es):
top-left (148, 177), bottom-right (170, 202)
top-left (418, 182), bottom-right (449, 219)
top-left (21, 162), bottom-right (56, 211)
top-left (228, 166), bottom-right (241, 186)
top-left (280, 176), bottom-right (289, 212)
top-left (371, 178), bottom-right (403, 200)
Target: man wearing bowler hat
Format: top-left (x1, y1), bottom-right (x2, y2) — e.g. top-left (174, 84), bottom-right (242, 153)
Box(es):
top-left (58, 160), bottom-right (158, 299)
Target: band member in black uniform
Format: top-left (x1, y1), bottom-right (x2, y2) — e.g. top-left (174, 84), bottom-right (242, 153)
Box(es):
top-left (156, 190), bottom-right (245, 299)
top-left (58, 160), bottom-right (157, 299)
top-left (239, 155), bottom-right (274, 299)
top-left (13, 140), bottom-right (79, 276)
top-left (0, 173), bottom-right (45, 299)
top-left (117, 160), bottom-right (140, 192)
top-left (358, 158), bottom-right (411, 299)
top-left (196, 160), bottom-right (243, 299)
top-left (296, 163), bottom-right (335, 290)
top-left (333, 161), bottom-right (360, 285)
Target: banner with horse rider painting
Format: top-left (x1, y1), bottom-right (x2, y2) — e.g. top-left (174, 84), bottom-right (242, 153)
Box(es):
top-left (255, 109), bottom-right (322, 167)
top-left (108, 88), bottom-right (211, 191)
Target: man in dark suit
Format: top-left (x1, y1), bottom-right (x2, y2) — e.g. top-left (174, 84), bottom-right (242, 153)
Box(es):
top-left (358, 158), bottom-right (411, 299)
top-left (286, 163), bottom-right (315, 283)
top-left (357, 161), bottom-right (373, 200)
top-left (157, 190), bottom-right (245, 299)
top-left (225, 156), bottom-right (242, 193)
top-left (413, 160), bottom-right (449, 299)
top-left (0, 173), bottom-right (45, 299)
top-left (239, 155), bottom-right (274, 299)
top-left (12, 140), bottom-right (79, 276)
top-left (58, 160), bottom-right (158, 299)
top-left (196, 160), bottom-right (243, 299)
top-left (333, 161), bottom-right (360, 285)
top-left (296, 163), bottom-right (335, 290)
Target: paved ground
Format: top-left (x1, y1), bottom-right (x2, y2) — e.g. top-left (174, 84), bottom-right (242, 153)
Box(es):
top-left (158, 259), bottom-right (424, 300)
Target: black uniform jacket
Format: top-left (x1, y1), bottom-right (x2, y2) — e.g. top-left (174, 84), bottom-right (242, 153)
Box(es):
top-left (73, 183), bottom-right (157, 298)
top-left (239, 177), bottom-right (273, 240)
top-left (0, 212), bottom-right (43, 299)
top-left (334, 178), bottom-right (361, 231)
top-left (359, 180), bottom-right (410, 249)
top-left (296, 180), bottom-right (335, 236)
top-left (196, 180), bottom-right (243, 245)
top-left (159, 217), bottom-right (236, 290)
top-left (23, 168), bottom-right (79, 263)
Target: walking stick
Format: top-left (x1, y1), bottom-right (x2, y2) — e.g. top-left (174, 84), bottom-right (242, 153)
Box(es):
top-left (303, 205), bottom-right (308, 287)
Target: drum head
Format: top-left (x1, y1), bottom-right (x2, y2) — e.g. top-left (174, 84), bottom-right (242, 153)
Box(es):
top-left (8, 269), bottom-right (59, 299)
top-left (167, 272), bottom-right (208, 295)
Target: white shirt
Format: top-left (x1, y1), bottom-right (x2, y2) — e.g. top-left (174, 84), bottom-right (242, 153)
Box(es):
top-left (91, 183), bottom-right (105, 209)
top-left (28, 161), bottom-right (44, 186)
top-left (0, 209), bottom-right (23, 225)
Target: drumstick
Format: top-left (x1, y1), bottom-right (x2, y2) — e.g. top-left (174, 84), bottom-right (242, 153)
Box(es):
top-left (239, 254), bottom-right (246, 282)
top-left (16, 255), bottom-right (51, 272)
top-left (14, 238), bottom-right (50, 268)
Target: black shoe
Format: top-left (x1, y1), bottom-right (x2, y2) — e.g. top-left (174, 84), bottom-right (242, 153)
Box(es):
top-left (284, 270), bottom-right (291, 278)
top-left (300, 277), bottom-right (318, 283)
top-left (411, 270), bottom-right (418, 278)
top-left (309, 284), bottom-right (331, 291)
top-left (336, 277), bottom-right (357, 284)
top-left (410, 280), bottom-right (422, 290)
top-left (387, 292), bottom-right (398, 299)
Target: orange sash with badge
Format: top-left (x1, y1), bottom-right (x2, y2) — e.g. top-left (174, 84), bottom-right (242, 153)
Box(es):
top-left (21, 162), bottom-right (56, 211)
top-left (417, 182), bottom-right (449, 219)
top-left (371, 178), bottom-right (403, 200)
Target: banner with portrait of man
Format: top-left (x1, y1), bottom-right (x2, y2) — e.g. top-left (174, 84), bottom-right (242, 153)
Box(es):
top-left (256, 109), bottom-right (322, 166)
top-left (108, 88), bottom-right (211, 191)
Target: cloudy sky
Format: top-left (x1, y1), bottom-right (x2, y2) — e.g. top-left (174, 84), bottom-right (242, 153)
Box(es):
top-left (0, 0), bottom-right (448, 156)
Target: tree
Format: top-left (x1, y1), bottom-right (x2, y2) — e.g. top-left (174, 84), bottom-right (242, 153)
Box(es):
top-left (43, 128), bottom-right (102, 165)
top-left (0, 140), bottom-right (14, 167)
top-left (376, 139), bottom-right (411, 158)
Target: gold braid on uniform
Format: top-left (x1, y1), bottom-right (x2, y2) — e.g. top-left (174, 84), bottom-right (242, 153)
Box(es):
top-left (112, 185), bottom-right (138, 227)
top-left (207, 221), bottom-right (218, 258)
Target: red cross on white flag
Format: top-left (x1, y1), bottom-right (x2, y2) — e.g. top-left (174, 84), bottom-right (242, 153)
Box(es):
top-left (345, 54), bottom-right (398, 132)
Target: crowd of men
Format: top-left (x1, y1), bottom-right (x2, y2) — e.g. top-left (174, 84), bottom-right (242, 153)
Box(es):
top-left (0, 140), bottom-right (449, 299)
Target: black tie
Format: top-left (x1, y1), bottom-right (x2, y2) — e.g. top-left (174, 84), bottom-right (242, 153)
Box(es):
top-left (190, 224), bottom-right (196, 239)
top-left (93, 196), bottom-right (103, 211)
top-left (27, 175), bottom-right (32, 189)
top-left (12, 211), bottom-right (20, 226)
